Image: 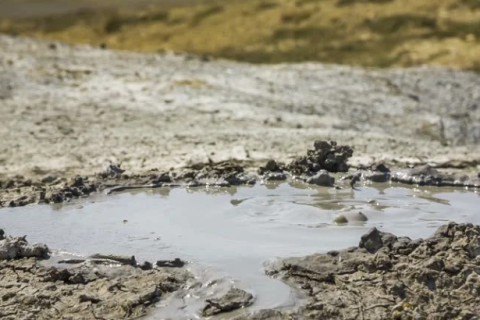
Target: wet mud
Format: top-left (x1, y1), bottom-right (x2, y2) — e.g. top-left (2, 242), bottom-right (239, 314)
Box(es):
top-left (263, 222), bottom-right (480, 320)
top-left (0, 230), bottom-right (192, 320)
top-left (2, 141), bottom-right (479, 208)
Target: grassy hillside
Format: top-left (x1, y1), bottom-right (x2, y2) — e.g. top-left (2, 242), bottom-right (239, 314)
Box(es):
top-left (1, 0), bottom-right (480, 70)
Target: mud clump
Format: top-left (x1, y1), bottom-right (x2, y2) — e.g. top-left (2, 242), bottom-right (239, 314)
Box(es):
top-left (361, 163), bottom-right (391, 183)
top-left (287, 141), bottom-right (353, 175)
top-left (44, 176), bottom-right (96, 204)
top-left (266, 222), bottom-right (480, 320)
top-left (1, 175), bottom-right (96, 208)
top-left (202, 288), bottom-right (254, 316)
top-left (392, 164), bottom-right (480, 187)
top-left (258, 160), bottom-right (287, 181)
top-left (0, 230), bottom-right (190, 320)
top-left (0, 233), bottom-right (49, 260)
top-left (156, 258), bottom-right (185, 268)
top-left (181, 161), bottom-right (256, 186)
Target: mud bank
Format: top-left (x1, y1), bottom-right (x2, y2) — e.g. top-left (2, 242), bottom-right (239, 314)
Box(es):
top-left (4, 221), bottom-right (480, 319)
top-left (258, 222), bottom-right (480, 320)
top-left (0, 229), bottom-right (191, 320)
top-left (2, 140), bottom-right (479, 208)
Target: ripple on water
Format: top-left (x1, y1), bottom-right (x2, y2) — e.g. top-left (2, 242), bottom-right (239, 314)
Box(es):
top-left (1, 182), bottom-right (479, 318)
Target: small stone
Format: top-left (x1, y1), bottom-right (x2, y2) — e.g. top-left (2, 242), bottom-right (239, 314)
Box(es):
top-left (359, 228), bottom-right (384, 253)
top-left (306, 170), bottom-right (334, 186)
top-left (333, 215), bottom-right (348, 224)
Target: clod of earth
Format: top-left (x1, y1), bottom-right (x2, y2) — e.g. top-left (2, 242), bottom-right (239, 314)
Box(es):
top-left (259, 160), bottom-right (288, 182)
top-left (202, 288), bottom-right (254, 317)
top-left (265, 222), bottom-right (480, 320)
top-left (287, 140), bottom-right (353, 175)
top-left (0, 233), bottom-right (49, 260)
top-left (156, 258), bottom-right (185, 268)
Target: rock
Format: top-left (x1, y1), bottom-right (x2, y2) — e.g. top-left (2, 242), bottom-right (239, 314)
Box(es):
top-left (202, 288), bottom-right (254, 316)
top-left (156, 258), bottom-right (185, 268)
top-left (359, 228), bottom-right (384, 253)
top-left (305, 170), bottom-right (334, 186)
top-left (0, 229), bottom-right (4, 241)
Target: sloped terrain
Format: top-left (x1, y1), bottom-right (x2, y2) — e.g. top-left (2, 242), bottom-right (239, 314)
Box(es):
top-left (1, 35), bottom-right (480, 183)
top-left (1, 0), bottom-right (480, 70)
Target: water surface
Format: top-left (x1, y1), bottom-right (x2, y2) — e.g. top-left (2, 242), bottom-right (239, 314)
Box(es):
top-left (1, 182), bottom-right (479, 318)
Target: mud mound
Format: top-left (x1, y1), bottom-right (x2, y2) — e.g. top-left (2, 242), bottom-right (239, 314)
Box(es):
top-left (266, 222), bottom-right (480, 320)
top-left (287, 140), bottom-right (353, 174)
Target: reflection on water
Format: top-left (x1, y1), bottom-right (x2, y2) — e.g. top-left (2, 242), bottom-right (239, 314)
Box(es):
top-left (1, 182), bottom-right (479, 318)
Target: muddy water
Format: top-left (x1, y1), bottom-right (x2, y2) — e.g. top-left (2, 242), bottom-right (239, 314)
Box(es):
top-left (2, 182), bottom-right (480, 318)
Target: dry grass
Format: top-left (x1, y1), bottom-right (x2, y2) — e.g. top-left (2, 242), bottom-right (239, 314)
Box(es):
top-left (1, 0), bottom-right (480, 70)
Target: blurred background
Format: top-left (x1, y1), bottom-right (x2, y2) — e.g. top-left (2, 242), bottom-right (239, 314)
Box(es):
top-left (1, 0), bottom-right (479, 71)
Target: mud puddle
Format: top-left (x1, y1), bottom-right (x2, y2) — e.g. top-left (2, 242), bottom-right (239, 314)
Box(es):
top-left (1, 182), bottom-right (480, 318)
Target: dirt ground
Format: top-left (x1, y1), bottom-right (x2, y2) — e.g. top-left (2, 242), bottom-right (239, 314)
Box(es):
top-left (1, 35), bottom-right (480, 184)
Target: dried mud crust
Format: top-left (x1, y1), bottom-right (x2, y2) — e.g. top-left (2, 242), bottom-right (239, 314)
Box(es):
top-left (261, 222), bottom-right (480, 320)
top-left (0, 231), bottom-right (190, 320)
